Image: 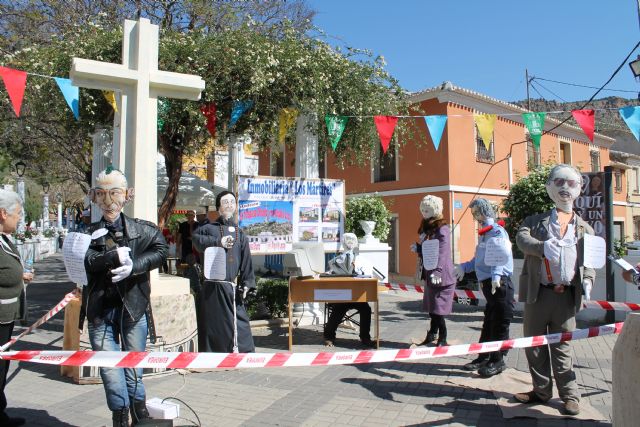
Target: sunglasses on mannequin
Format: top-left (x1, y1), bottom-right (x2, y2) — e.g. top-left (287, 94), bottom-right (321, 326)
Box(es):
top-left (552, 178), bottom-right (579, 188)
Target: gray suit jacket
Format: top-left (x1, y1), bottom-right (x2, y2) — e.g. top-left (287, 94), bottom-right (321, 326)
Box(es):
top-left (516, 210), bottom-right (596, 311)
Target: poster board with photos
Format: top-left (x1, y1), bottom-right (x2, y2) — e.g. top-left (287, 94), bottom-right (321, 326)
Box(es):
top-left (237, 175), bottom-right (345, 254)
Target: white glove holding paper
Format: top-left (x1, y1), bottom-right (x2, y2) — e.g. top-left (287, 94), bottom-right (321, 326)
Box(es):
top-left (111, 256), bottom-right (133, 283)
top-left (430, 271), bottom-right (442, 285)
top-left (221, 235), bottom-right (235, 249)
top-left (454, 264), bottom-right (465, 281)
top-left (116, 247), bottom-right (131, 264)
top-left (583, 279), bottom-right (592, 301)
top-left (491, 279), bottom-right (501, 295)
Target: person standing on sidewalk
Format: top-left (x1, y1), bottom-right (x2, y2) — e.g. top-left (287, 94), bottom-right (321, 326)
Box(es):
top-left (514, 164), bottom-right (595, 416)
top-left (81, 168), bottom-right (167, 427)
top-left (411, 195), bottom-right (456, 347)
top-left (455, 198), bottom-right (514, 377)
top-left (0, 189), bottom-right (34, 427)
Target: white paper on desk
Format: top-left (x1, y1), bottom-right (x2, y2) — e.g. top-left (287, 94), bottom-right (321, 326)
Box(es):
top-left (421, 240), bottom-right (439, 270)
top-left (204, 247), bottom-right (226, 280)
top-left (484, 237), bottom-right (510, 266)
top-left (62, 232), bottom-right (91, 286)
top-left (314, 289), bottom-right (352, 301)
top-left (583, 234), bottom-right (606, 269)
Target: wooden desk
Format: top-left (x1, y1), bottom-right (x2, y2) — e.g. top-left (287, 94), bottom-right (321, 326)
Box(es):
top-left (288, 277), bottom-right (379, 351)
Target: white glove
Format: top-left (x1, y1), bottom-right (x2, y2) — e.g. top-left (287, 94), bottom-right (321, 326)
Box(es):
top-left (430, 271), bottom-right (442, 285)
top-left (583, 279), bottom-right (592, 301)
top-left (111, 256), bottom-right (133, 283)
top-left (454, 264), bottom-right (465, 281)
top-left (221, 235), bottom-right (235, 249)
top-left (116, 247), bottom-right (131, 264)
top-left (491, 279), bottom-right (501, 295)
top-left (410, 243), bottom-right (418, 253)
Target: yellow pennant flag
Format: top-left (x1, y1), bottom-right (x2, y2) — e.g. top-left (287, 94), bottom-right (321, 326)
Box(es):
top-left (102, 90), bottom-right (118, 113)
top-left (474, 114), bottom-right (496, 150)
top-left (278, 108), bottom-right (298, 145)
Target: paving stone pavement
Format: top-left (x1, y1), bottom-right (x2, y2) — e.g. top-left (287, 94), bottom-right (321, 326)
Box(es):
top-left (3, 255), bottom-right (616, 426)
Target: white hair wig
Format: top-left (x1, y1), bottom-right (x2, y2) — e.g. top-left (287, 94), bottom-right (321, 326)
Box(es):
top-left (420, 195), bottom-right (443, 218)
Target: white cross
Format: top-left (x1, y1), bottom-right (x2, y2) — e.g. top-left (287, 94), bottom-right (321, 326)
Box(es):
top-left (70, 18), bottom-right (205, 223)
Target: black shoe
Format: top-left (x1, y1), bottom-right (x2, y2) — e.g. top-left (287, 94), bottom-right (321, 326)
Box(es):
top-left (0, 414), bottom-right (26, 427)
top-left (418, 332), bottom-right (437, 346)
top-left (130, 400), bottom-right (151, 425)
top-left (436, 340), bottom-right (448, 347)
top-left (360, 339), bottom-right (376, 349)
top-left (478, 360), bottom-right (506, 378)
top-left (463, 357), bottom-right (489, 371)
top-left (112, 407), bottom-right (130, 427)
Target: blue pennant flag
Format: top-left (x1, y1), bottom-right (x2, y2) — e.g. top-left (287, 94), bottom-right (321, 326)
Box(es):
top-left (54, 77), bottom-right (79, 120)
top-left (620, 106), bottom-right (640, 142)
top-left (424, 115), bottom-right (447, 151)
top-left (229, 100), bottom-right (253, 128)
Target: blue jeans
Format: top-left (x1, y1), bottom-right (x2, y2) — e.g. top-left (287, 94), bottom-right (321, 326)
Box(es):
top-left (88, 307), bottom-right (148, 411)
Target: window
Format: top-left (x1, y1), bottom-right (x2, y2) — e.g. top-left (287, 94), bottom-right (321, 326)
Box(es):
top-left (373, 144), bottom-right (397, 182)
top-left (615, 170), bottom-right (622, 193)
top-left (475, 125), bottom-right (494, 163)
top-left (318, 153), bottom-right (326, 179)
top-left (559, 142), bottom-right (571, 164)
top-left (526, 136), bottom-right (541, 170)
top-left (634, 216), bottom-right (640, 240)
top-left (270, 147), bottom-right (284, 177)
top-left (634, 168), bottom-right (640, 193)
top-left (590, 150), bottom-right (600, 172)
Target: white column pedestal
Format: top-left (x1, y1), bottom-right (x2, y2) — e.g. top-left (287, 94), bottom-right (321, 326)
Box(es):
top-left (357, 239), bottom-right (391, 282)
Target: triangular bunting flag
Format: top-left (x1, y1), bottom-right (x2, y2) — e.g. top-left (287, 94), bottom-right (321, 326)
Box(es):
top-left (0, 66), bottom-right (27, 117)
top-left (278, 108), bottom-right (298, 145)
top-left (571, 109), bottom-right (595, 142)
top-left (373, 115), bottom-right (398, 154)
top-left (229, 100), bottom-right (253, 128)
top-left (54, 77), bottom-right (79, 120)
top-left (424, 115), bottom-right (447, 151)
top-left (200, 103), bottom-right (217, 138)
top-left (522, 112), bottom-right (546, 148)
top-left (620, 106), bottom-right (640, 142)
top-left (102, 91), bottom-right (118, 113)
top-left (325, 115), bottom-right (348, 151)
top-left (474, 114), bottom-right (497, 150)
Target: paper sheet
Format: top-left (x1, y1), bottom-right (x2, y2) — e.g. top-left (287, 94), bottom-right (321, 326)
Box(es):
top-left (583, 234), bottom-right (606, 269)
top-left (204, 247), bottom-right (227, 280)
top-left (421, 240), bottom-right (439, 270)
top-left (484, 237), bottom-right (510, 266)
top-left (62, 232), bottom-right (91, 286)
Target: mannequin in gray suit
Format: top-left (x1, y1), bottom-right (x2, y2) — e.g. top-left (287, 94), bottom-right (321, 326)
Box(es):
top-left (514, 164), bottom-right (595, 416)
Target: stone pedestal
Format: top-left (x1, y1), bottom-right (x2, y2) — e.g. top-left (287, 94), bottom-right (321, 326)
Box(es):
top-left (612, 312), bottom-right (640, 426)
top-left (61, 274), bottom-right (196, 384)
top-left (357, 241), bottom-right (392, 282)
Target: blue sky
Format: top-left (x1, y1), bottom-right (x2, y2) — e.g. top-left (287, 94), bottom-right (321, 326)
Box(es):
top-left (308, 0), bottom-right (640, 102)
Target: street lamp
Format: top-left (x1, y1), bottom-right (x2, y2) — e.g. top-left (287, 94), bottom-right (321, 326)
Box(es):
top-left (42, 182), bottom-right (50, 229)
top-left (14, 161), bottom-right (26, 231)
top-left (629, 55), bottom-right (640, 78)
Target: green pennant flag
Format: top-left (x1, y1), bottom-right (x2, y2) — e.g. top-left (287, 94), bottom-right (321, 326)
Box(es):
top-left (522, 112), bottom-right (546, 148)
top-left (325, 115), bottom-right (348, 151)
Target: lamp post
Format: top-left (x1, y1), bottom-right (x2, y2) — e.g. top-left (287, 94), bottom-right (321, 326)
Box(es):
top-left (42, 182), bottom-right (50, 229)
top-left (14, 161), bottom-right (26, 232)
top-left (56, 193), bottom-right (63, 229)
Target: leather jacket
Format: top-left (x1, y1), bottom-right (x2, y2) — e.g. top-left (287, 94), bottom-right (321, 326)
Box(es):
top-left (79, 214), bottom-right (167, 330)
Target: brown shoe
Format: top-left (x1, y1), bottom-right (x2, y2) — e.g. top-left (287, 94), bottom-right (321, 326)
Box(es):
top-left (564, 400), bottom-right (580, 415)
top-left (514, 390), bottom-right (547, 404)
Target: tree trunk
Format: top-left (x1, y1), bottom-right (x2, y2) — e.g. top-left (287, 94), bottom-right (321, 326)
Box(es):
top-left (157, 134), bottom-right (184, 229)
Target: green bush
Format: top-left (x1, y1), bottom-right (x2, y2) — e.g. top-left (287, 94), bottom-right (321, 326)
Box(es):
top-left (345, 195), bottom-right (391, 241)
top-left (246, 277), bottom-right (289, 320)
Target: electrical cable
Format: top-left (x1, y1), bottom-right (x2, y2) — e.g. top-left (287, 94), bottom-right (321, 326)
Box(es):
top-left (530, 80), bottom-right (569, 103)
top-left (453, 40), bottom-right (640, 229)
top-left (161, 397), bottom-right (201, 427)
top-left (532, 76), bottom-right (638, 94)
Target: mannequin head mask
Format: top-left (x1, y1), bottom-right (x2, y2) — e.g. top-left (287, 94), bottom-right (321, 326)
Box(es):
top-left (89, 168), bottom-right (133, 222)
top-left (469, 198), bottom-right (495, 223)
top-left (216, 191), bottom-right (236, 221)
top-left (419, 195), bottom-right (443, 220)
top-left (342, 233), bottom-right (358, 251)
top-left (545, 164), bottom-right (582, 213)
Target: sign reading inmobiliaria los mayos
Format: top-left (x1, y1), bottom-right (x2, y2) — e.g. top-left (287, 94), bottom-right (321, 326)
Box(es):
top-left (237, 175), bottom-right (345, 254)
top-left (574, 172), bottom-right (605, 239)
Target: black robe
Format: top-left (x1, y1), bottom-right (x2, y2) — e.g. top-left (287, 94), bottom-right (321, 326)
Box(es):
top-left (192, 218), bottom-right (256, 353)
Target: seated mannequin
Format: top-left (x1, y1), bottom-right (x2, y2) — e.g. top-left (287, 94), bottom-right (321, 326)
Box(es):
top-left (323, 233), bottom-right (375, 349)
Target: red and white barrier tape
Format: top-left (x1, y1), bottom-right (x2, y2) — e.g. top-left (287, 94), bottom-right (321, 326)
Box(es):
top-left (0, 322), bottom-right (623, 369)
top-left (382, 283), bottom-right (640, 312)
top-left (0, 291), bottom-right (77, 352)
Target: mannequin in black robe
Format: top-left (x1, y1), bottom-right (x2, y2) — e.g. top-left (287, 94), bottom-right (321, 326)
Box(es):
top-left (192, 191), bottom-right (256, 353)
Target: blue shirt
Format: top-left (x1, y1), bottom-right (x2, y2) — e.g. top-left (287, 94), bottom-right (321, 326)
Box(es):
top-left (461, 218), bottom-right (513, 282)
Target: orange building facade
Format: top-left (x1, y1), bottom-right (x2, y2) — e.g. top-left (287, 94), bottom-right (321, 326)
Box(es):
top-left (257, 83), bottom-right (619, 278)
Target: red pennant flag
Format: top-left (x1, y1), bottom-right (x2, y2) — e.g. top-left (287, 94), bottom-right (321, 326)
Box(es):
top-left (373, 115), bottom-right (398, 154)
top-left (0, 66), bottom-right (27, 117)
top-left (200, 103), bottom-right (217, 138)
top-left (571, 109), bottom-right (595, 142)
